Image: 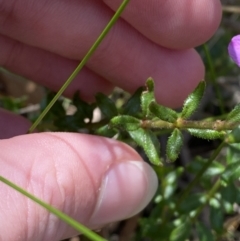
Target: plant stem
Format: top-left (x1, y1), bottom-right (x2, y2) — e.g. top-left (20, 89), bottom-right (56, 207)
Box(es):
top-left (177, 141), bottom-right (225, 208)
top-left (28, 0), bottom-right (130, 133)
top-left (191, 179), bottom-right (221, 223)
top-left (0, 176), bottom-right (106, 241)
top-left (142, 119), bottom-right (239, 131)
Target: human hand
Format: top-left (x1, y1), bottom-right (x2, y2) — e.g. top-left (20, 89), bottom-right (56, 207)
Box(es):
top-left (0, 0), bottom-right (222, 240)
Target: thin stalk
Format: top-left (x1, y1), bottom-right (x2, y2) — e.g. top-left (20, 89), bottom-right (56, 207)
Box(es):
top-left (222, 5), bottom-right (240, 13)
top-left (203, 44), bottom-right (225, 114)
top-left (28, 0), bottom-right (130, 133)
top-left (191, 179), bottom-right (221, 223)
top-left (176, 119), bottom-right (238, 130)
top-left (177, 141), bottom-right (225, 207)
top-left (0, 176), bottom-right (106, 241)
top-left (142, 119), bottom-right (240, 131)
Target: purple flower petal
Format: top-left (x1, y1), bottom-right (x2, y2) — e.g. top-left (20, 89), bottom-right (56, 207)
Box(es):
top-left (228, 35), bottom-right (240, 67)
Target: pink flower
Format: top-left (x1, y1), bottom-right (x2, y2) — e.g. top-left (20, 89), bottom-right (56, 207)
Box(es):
top-left (228, 35), bottom-right (240, 67)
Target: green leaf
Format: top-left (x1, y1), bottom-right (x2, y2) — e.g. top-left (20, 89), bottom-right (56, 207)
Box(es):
top-left (95, 93), bottom-right (118, 119)
top-left (165, 168), bottom-right (184, 184)
top-left (227, 126), bottom-right (240, 143)
top-left (196, 222), bottom-right (214, 241)
top-left (210, 197), bottom-right (221, 208)
top-left (160, 168), bottom-right (183, 199)
top-left (178, 194), bottom-right (202, 213)
top-left (221, 159), bottom-right (240, 182)
top-left (210, 206), bottom-right (224, 233)
top-left (187, 157), bottom-right (225, 179)
top-left (42, 91), bottom-right (65, 118)
top-left (163, 184), bottom-right (177, 200)
top-left (180, 81), bottom-right (206, 119)
top-left (221, 182), bottom-right (240, 204)
top-left (0, 96), bottom-right (26, 112)
top-left (203, 162), bottom-right (225, 178)
top-left (141, 78), bottom-right (156, 118)
top-left (227, 143), bottom-right (240, 164)
top-left (166, 128), bottom-right (183, 162)
top-left (226, 103), bottom-right (240, 122)
top-left (188, 129), bottom-right (225, 140)
top-left (72, 91), bottom-right (95, 120)
top-left (110, 115), bottom-right (140, 131)
top-left (155, 167), bottom-right (183, 199)
top-left (95, 124), bottom-right (117, 137)
top-left (122, 86), bottom-right (144, 117)
top-left (146, 77), bottom-right (154, 91)
top-left (149, 101), bottom-right (178, 123)
top-left (54, 115), bottom-right (83, 131)
top-left (138, 218), bottom-right (174, 240)
top-left (128, 128), bottom-right (162, 165)
top-left (170, 218), bottom-right (191, 241)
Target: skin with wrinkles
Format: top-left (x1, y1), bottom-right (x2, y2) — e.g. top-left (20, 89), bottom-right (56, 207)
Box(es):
top-left (0, 0), bottom-right (221, 106)
top-left (0, 133), bottom-right (155, 240)
top-left (0, 1), bottom-right (222, 240)
top-left (104, 0), bottom-right (221, 49)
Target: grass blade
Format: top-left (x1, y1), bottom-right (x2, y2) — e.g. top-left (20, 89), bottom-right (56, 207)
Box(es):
top-left (28, 0), bottom-right (130, 133)
top-left (0, 176), bottom-right (106, 241)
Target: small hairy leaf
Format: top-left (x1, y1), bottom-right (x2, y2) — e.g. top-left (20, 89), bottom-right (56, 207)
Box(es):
top-left (226, 103), bottom-right (240, 122)
top-left (149, 101), bottom-right (178, 123)
top-left (180, 81), bottom-right (206, 119)
top-left (128, 128), bottom-right (162, 165)
top-left (166, 128), bottom-right (183, 162)
top-left (95, 93), bottom-right (118, 119)
top-left (146, 77), bottom-right (154, 91)
top-left (122, 86), bottom-right (144, 116)
top-left (170, 218), bottom-right (191, 241)
top-left (95, 124), bottom-right (117, 137)
top-left (188, 129), bottom-right (225, 140)
top-left (141, 78), bottom-right (155, 118)
top-left (109, 115), bottom-right (140, 131)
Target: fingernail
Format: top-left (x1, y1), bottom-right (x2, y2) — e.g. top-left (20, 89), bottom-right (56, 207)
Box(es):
top-left (89, 161), bottom-right (158, 226)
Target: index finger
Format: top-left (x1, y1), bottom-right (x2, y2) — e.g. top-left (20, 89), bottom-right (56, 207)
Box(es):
top-left (104, 0), bottom-right (222, 49)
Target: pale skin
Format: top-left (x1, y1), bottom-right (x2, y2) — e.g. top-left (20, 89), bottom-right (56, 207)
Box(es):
top-left (0, 0), bottom-right (222, 240)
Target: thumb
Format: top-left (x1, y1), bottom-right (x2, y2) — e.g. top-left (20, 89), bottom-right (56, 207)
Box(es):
top-left (0, 133), bottom-right (158, 241)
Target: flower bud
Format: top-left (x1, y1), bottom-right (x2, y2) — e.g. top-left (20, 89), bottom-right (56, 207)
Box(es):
top-left (228, 35), bottom-right (240, 67)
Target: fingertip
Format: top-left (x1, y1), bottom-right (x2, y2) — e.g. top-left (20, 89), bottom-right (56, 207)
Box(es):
top-left (104, 0), bottom-right (222, 49)
top-left (154, 48), bottom-right (205, 108)
top-left (0, 133), bottom-right (157, 240)
top-left (89, 160), bottom-right (158, 227)
top-left (0, 108), bottom-right (31, 139)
